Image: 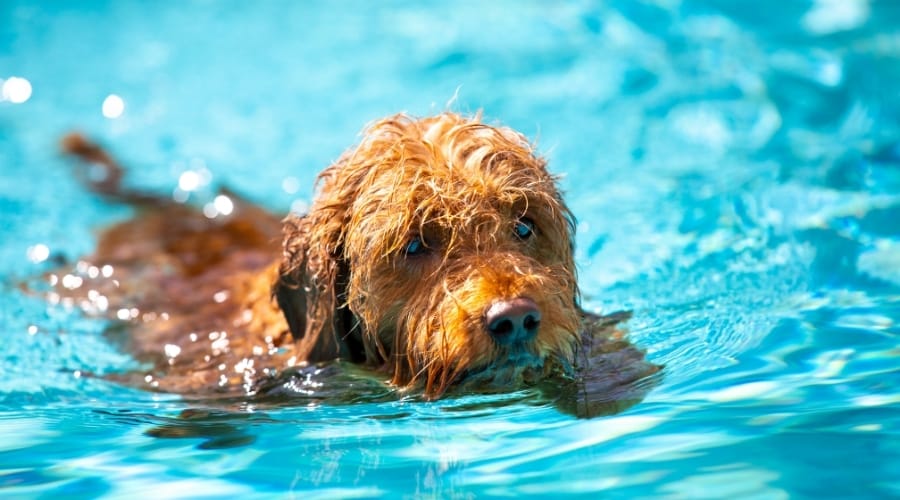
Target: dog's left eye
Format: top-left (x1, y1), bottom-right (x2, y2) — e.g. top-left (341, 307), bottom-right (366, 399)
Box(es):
top-left (514, 218), bottom-right (535, 240)
top-left (404, 236), bottom-right (427, 256)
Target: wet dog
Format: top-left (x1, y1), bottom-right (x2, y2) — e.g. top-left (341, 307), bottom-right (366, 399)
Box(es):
top-left (54, 113), bottom-right (658, 413)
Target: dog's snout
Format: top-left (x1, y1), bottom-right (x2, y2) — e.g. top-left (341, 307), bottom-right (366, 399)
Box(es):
top-left (484, 297), bottom-right (541, 345)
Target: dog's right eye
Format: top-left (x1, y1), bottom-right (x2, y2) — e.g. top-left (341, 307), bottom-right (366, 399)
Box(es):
top-left (514, 217), bottom-right (535, 240)
top-left (404, 236), bottom-right (426, 257)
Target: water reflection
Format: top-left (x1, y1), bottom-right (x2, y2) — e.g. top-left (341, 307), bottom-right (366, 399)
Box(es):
top-left (801, 0), bottom-right (870, 34)
top-left (3, 0), bottom-right (899, 497)
top-left (26, 244), bottom-right (50, 264)
top-left (101, 94), bottom-right (125, 119)
top-left (1, 76), bottom-right (32, 104)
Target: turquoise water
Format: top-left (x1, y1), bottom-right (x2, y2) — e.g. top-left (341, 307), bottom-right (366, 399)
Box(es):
top-left (2, 1), bottom-right (899, 497)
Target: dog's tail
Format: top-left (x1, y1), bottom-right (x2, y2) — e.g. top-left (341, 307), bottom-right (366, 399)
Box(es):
top-left (61, 133), bottom-right (168, 207)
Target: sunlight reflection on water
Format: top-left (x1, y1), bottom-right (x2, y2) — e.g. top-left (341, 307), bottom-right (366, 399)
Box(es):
top-left (1, 0), bottom-right (899, 497)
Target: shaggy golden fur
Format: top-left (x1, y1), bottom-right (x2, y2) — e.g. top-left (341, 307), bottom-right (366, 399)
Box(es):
top-left (55, 112), bottom-right (657, 404)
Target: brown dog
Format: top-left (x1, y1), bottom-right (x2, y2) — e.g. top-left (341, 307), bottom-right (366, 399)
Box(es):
top-left (54, 112), bottom-right (657, 411)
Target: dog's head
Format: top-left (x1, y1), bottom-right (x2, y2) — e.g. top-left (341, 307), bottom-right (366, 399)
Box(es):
top-left (276, 113), bottom-right (580, 398)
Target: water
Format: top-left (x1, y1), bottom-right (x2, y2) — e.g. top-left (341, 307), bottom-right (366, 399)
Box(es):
top-left (2, 1), bottom-right (899, 497)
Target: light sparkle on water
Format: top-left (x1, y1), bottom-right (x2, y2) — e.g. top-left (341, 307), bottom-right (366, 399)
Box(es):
top-left (26, 244), bottom-right (50, 263)
top-left (102, 94), bottom-right (125, 118)
top-left (1, 77), bottom-right (32, 103)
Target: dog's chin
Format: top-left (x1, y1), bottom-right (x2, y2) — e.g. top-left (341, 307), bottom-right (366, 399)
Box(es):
top-left (453, 349), bottom-right (573, 394)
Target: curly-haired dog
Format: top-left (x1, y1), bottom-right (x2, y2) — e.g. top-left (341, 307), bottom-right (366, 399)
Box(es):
top-left (54, 113), bottom-right (657, 411)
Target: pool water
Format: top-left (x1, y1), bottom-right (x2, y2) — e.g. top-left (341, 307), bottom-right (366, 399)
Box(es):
top-left (2, 1), bottom-right (899, 497)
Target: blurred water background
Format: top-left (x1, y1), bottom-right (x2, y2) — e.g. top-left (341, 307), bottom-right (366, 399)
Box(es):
top-left (1, 1), bottom-right (898, 497)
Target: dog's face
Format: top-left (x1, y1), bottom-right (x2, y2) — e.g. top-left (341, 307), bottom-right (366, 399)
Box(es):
top-left (277, 113), bottom-right (580, 398)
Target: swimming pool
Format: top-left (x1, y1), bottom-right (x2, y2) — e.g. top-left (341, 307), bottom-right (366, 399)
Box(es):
top-left (2, 0), bottom-right (898, 497)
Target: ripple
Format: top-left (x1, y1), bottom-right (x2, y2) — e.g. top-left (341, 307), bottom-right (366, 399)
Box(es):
top-left (1, 1), bottom-right (899, 498)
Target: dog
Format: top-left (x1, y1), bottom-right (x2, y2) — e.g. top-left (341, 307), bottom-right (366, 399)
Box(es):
top-left (53, 112), bottom-right (658, 414)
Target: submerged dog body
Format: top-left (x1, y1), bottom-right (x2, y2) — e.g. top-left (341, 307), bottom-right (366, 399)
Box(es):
top-left (55, 113), bottom-right (657, 405)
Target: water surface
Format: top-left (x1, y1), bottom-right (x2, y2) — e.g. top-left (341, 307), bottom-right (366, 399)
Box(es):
top-left (2, 1), bottom-right (899, 497)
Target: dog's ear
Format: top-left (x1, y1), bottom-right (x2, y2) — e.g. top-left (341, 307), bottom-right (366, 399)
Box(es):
top-left (272, 153), bottom-right (374, 363)
top-left (274, 211), bottom-right (360, 362)
top-left (273, 115), bottom-right (417, 363)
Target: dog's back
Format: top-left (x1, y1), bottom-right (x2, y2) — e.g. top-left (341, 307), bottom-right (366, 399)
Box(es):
top-left (56, 134), bottom-right (296, 394)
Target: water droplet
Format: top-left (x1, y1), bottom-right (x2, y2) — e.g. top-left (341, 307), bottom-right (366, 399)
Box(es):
top-left (164, 344), bottom-right (182, 359)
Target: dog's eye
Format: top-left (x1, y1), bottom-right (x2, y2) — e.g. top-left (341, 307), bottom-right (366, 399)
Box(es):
top-left (404, 236), bottom-right (427, 257)
top-left (514, 218), bottom-right (535, 240)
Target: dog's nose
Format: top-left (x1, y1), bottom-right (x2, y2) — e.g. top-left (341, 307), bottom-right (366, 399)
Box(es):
top-left (484, 297), bottom-right (541, 345)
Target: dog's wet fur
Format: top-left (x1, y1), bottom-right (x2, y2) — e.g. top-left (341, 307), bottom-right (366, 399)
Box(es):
top-left (48, 113), bottom-right (658, 417)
